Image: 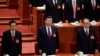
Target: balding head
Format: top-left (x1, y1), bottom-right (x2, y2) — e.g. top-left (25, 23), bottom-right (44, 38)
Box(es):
top-left (83, 18), bottom-right (90, 23)
top-left (83, 18), bottom-right (90, 29)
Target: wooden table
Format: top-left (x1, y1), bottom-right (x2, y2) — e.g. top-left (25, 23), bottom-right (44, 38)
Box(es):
top-left (35, 53), bottom-right (100, 56)
top-left (54, 23), bottom-right (100, 53)
top-left (35, 54), bottom-right (74, 56)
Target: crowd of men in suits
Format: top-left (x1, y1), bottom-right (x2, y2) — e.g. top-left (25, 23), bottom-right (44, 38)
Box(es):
top-left (29, 0), bottom-right (100, 23)
top-left (28, 0), bottom-right (100, 56)
top-left (37, 17), bottom-right (99, 56)
top-left (1, 18), bottom-right (99, 56)
top-left (1, 0), bottom-right (99, 56)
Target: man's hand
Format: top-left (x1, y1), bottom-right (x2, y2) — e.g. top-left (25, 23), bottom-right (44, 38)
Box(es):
top-left (29, 4), bottom-right (32, 7)
top-left (18, 54), bottom-right (21, 56)
top-left (77, 7), bottom-right (80, 11)
top-left (56, 49), bottom-right (59, 53)
top-left (76, 51), bottom-right (83, 55)
top-left (97, 5), bottom-right (100, 9)
top-left (39, 49), bottom-right (42, 54)
top-left (99, 20), bottom-right (100, 22)
top-left (95, 49), bottom-right (99, 54)
top-left (57, 5), bottom-right (61, 9)
top-left (79, 20), bottom-right (82, 23)
top-left (65, 20), bottom-right (68, 23)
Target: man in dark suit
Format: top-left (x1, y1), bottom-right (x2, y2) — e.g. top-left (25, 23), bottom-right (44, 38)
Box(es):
top-left (96, 0), bottom-right (100, 21)
top-left (46, 0), bottom-right (63, 23)
top-left (83, 0), bottom-right (100, 21)
top-left (76, 18), bottom-right (99, 55)
top-left (37, 16), bottom-right (60, 55)
top-left (2, 20), bottom-right (22, 56)
top-left (64, 0), bottom-right (83, 22)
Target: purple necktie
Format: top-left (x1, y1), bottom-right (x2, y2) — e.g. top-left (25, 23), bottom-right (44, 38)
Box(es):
top-left (85, 29), bottom-right (88, 36)
top-left (48, 28), bottom-right (51, 38)
top-left (11, 31), bottom-right (15, 42)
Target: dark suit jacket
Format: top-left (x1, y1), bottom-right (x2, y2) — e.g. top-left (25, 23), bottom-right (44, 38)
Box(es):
top-left (76, 28), bottom-right (98, 54)
top-left (96, 0), bottom-right (100, 20)
top-left (64, 0), bottom-right (83, 22)
top-left (46, 0), bottom-right (63, 23)
top-left (37, 26), bottom-right (60, 55)
top-left (29, 0), bottom-right (45, 6)
top-left (83, 0), bottom-right (100, 21)
top-left (2, 30), bottom-right (22, 55)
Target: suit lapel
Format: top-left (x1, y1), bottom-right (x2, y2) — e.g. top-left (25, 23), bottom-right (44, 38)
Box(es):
top-left (88, 28), bottom-right (93, 36)
top-left (50, 0), bottom-right (55, 6)
top-left (95, 0), bottom-right (97, 5)
top-left (57, 0), bottom-right (60, 4)
top-left (82, 28), bottom-right (88, 37)
top-left (44, 26), bottom-right (48, 37)
top-left (70, 0), bottom-right (72, 7)
top-left (51, 26), bottom-right (55, 36)
top-left (76, 0), bottom-right (78, 6)
top-left (51, 27), bottom-right (53, 36)
top-left (9, 30), bottom-right (12, 38)
top-left (15, 31), bottom-right (17, 40)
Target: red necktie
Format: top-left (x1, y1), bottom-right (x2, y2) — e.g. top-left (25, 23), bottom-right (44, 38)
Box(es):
top-left (72, 0), bottom-right (76, 18)
top-left (91, 0), bottom-right (96, 10)
top-left (93, 0), bottom-right (96, 10)
top-left (48, 28), bottom-right (51, 38)
top-left (11, 31), bottom-right (15, 42)
top-left (85, 29), bottom-right (88, 36)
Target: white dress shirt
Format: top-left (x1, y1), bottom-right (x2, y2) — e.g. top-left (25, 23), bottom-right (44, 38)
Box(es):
top-left (53, 0), bottom-right (57, 5)
top-left (84, 28), bottom-right (89, 35)
top-left (91, 0), bottom-right (96, 7)
top-left (72, 0), bottom-right (76, 7)
top-left (11, 30), bottom-right (15, 36)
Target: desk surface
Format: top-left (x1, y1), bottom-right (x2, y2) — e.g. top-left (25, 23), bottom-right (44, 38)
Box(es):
top-left (35, 53), bottom-right (100, 56)
top-left (54, 22), bottom-right (100, 28)
top-left (53, 22), bottom-right (100, 53)
top-left (35, 54), bottom-right (74, 56)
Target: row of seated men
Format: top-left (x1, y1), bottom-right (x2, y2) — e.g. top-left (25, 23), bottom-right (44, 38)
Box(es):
top-left (29, 0), bottom-right (100, 23)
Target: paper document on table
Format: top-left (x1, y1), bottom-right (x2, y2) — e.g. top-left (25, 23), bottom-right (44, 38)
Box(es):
top-left (75, 54), bottom-right (88, 56)
top-left (4, 54), bottom-right (10, 56)
top-left (42, 53), bottom-right (46, 56)
top-left (70, 21), bottom-right (80, 26)
top-left (48, 55), bottom-right (56, 56)
top-left (90, 20), bottom-right (97, 25)
top-left (54, 23), bottom-right (63, 27)
top-left (37, 5), bottom-right (45, 10)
